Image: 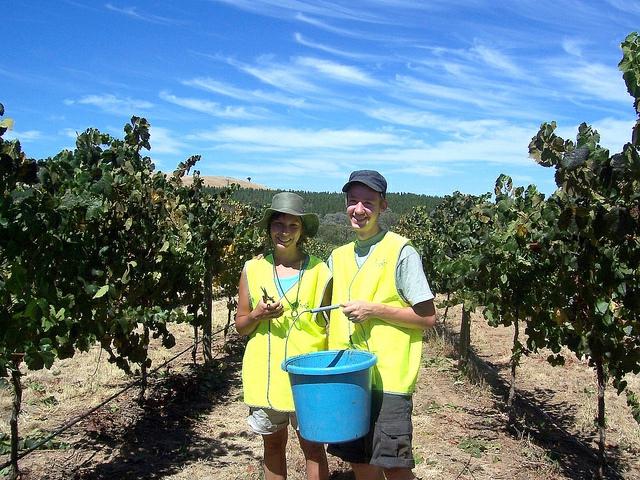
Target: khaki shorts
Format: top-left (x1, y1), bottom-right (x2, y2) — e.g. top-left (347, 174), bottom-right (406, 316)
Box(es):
top-left (327, 392), bottom-right (414, 469)
top-left (247, 407), bottom-right (298, 435)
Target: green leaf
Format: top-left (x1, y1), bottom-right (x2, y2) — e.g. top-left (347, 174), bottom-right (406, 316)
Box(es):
top-left (93, 284), bottom-right (109, 299)
top-left (41, 317), bottom-right (55, 332)
top-left (595, 300), bottom-right (609, 314)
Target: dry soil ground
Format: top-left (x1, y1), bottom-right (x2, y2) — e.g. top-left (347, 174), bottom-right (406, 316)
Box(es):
top-left (1, 299), bottom-right (639, 479)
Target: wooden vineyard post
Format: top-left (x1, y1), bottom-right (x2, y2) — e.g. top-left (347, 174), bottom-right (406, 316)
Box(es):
top-left (203, 259), bottom-right (213, 363)
top-left (458, 306), bottom-right (471, 368)
top-left (192, 324), bottom-right (199, 365)
top-left (138, 325), bottom-right (150, 404)
top-left (507, 318), bottom-right (520, 410)
top-left (9, 354), bottom-right (24, 480)
top-left (596, 358), bottom-right (607, 479)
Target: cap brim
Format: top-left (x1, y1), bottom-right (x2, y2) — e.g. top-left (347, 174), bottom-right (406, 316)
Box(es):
top-left (341, 180), bottom-right (383, 194)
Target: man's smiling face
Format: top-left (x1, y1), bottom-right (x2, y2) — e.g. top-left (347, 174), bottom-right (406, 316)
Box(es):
top-left (346, 183), bottom-right (387, 240)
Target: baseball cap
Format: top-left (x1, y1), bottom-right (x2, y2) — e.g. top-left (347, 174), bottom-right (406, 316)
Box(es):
top-left (341, 170), bottom-right (387, 197)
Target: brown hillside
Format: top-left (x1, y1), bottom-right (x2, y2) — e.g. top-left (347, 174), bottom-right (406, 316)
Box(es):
top-left (181, 175), bottom-right (269, 190)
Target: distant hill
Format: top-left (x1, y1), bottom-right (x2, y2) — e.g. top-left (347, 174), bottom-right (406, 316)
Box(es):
top-left (181, 175), bottom-right (268, 190)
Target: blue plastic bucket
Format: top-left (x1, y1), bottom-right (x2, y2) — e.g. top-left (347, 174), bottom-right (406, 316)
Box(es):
top-left (282, 350), bottom-right (377, 443)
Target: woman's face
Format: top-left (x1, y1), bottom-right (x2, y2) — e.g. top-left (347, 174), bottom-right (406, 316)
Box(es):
top-left (270, 213), bottom-right (303, 252)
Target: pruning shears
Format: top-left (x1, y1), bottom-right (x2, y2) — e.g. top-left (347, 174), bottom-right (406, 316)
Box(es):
top-left (261, 286), bottom-right (275, 304)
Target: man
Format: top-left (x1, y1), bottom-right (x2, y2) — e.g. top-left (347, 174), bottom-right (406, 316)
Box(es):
top-left (327, 170), bottom-right (436, 480)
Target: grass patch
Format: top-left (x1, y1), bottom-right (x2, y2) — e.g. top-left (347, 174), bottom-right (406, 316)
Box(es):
top-left (25, 379), bottom-right (47, 394)
top-left (458, 436), bottom-right (499, 458)
top-left (424, 355), bottom-right (455, 372)
top-left (42, 395), bottom-right (59, 406)
top-left (0, 431), bottom-right (70, 455)
top-left (424, 400), bottom-right (463, 415)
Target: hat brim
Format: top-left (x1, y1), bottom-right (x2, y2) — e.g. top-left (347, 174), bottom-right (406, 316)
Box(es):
top-left (257, 208), bottom-right (319, 238)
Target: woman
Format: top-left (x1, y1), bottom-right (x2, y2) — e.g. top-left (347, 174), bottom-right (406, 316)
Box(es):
top-left (235, 192), bottom-right (331, 480)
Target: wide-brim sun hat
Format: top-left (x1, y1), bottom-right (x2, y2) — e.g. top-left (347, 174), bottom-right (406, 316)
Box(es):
top-left (257, 192), bottom-right (320, 237)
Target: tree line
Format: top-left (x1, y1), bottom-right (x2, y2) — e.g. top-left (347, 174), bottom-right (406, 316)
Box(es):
top-left (216, 188), bottom-right (442, 256)
top-left (216, 186), bottom-right (442, 216)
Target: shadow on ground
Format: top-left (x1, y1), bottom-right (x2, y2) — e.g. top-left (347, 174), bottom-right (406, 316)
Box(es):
top-left (434, 325), bottom-right (628, 480)
top-left (328, 471), bottom-right (355, 480)
top-left (62, 336), bottom-right (254, 480)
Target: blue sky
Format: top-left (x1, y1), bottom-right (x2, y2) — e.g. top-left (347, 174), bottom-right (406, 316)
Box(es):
top-left (3, 1), bottom-right (639, 196)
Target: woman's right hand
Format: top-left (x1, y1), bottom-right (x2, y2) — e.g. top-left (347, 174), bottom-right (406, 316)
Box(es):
top-left (235, 268), bottom-right (283, 336)
top-left (253, 299), bottom-right (284, 321)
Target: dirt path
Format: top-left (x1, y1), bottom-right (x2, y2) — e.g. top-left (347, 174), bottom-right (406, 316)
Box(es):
top-left (2, 301), bottom-right (639, 479)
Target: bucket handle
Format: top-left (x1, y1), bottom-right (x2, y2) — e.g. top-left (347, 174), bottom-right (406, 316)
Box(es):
top-left (282, 304), bottom-right (341, 371)
top-left (282, 304), bottom-right (372, 371)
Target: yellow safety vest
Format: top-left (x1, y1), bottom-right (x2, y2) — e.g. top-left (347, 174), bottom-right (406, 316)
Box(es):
top-left (242, 254), bottom-right (331, 411)
top-left (328, 232), bottom-right (423, 394)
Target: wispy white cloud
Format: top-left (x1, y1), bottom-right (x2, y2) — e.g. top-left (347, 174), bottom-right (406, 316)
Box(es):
top-left (104, 3), bottom-right (186, 26)
top-left (0, 66), bottom-right (32, 82)
top-left (394, 75), bottom-right (503, 109)
top-left (233, 56), bottom-right (322, 92)
top-left (294, 12), bottom-right (400, 42)
top-left (506, 174), bottom-right (535, 185)
top-left (585, 117), bottom-right (635, 152)
top-left (441, 61), bottom-right (471, 78)
top-left (159, 91), bottom-right (265, 119)
top-left (190, 125), bottom-right (403, 150)
top-left (604, 0), bottom-right (640, 15)
top-left (182, 77), bottom-right (308, 107)
top-left (212, 157), bottom-right (346, 180)
top-left (210, 160), bottom-right (312, 177)
top-left (547, 62), bottom-right (631, 103)
top-left (561, 38), bottom-right (585, 58)
top-left (294, 33), bottom-right (382, 61)
top-left (64, 94), bottom-right (153, 114)
top-left (190, 122), bottom-right (537, 174)
top-left (471, 44), bottom-right (524, 78)
top-left (352, 125), bottom-right (534, 167)
top-left (555, 118), bottom-right (637, 153)
top-left (364, 106), bottom-right (444, 130)
top-left (4, 129), bottom-right (42, 141)
top-left (224, 53), bottom-right (383, 97)
top-left (295, 57), bottom-right (380, 86)
top-left (61, 128), bottom-right (79, 139)
top-left (149, 126), bottom-right (190, 155)
top-left (394, 164), bottom-right (451, 177)
top-left (209, 0), bottom-right (385, 23)
top-left (363, 105), bottom-right (517, 137)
